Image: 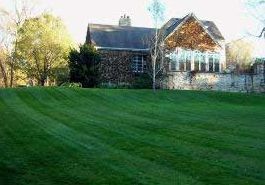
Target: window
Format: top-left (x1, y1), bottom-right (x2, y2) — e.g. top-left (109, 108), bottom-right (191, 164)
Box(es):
top-left (186, 51), bottom-right (192, 71)
top-left (179, 51), bottom-right (185, 71)
top-left (194, 52), bottom-right (200, 71)
top-left (132, 54), bottom-right (146, 73)
top-left (169, 52), bottom-right (177, 71)
top-left (208, 53), bottom-right (221, 72)
top-left (200, 54), bottom-right (206, 72)
top-left (208, 55), bottom-right (214, 72)
top-left (214, 57), bottom-right (220, 72)
top-left (167, 49), bottom-right (221, 72)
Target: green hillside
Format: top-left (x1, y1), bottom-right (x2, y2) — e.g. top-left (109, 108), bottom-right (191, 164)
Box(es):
top-left (0, 88), bottom-right (265, 185)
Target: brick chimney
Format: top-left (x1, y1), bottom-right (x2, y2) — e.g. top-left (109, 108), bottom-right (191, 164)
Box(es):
top-left (119, 14), bottom-right (131, 26)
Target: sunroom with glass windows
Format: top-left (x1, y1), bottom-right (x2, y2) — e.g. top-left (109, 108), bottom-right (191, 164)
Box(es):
top-left (168, 48), bottom-right (221, 72)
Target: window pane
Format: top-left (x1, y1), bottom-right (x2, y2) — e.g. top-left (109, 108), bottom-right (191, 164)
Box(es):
top-left (201, 62), bottom-right (206, 72)
top-left (209, 57), bottom-right (214, 72)
top-left (132, 55), bottom-right (144, 73)
top-left (179, 51), bottom-right (185, 71)
top-left (215, 59), bottom-right (220, 72)
top-left (194, 52), bottom-right (200, 71)
top-left (143, 56), bottom-right (147, 71)
top-left (179, 62), bottom-right (185, 71)
top-left (171, 61), bottom-right (176, 71)
top-left (169, 52), bottom-right (177, 71)
top-left (186, 51), bottom-right (191, 71)
top-left (186, 61), bottom-right (191, 71)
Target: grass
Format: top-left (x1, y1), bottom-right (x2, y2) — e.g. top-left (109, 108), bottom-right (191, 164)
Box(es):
top-left (0, 87), bottom-right (265, 185)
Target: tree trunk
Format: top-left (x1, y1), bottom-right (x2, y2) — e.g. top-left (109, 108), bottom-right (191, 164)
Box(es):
top-left (0, 59), bottom-right (8, 88)
top-left (39, 79), bottom-right (45, 86)
top-left (10, 62), bottom-right (14, 87)
top-left (10, 39), bottom-right (19, 88)
top-left (152, 62), bottom-right (156, 92)
top-left (38, 76), bottom-right (46, 86)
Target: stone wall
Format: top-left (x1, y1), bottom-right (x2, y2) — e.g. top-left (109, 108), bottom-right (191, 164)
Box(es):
top-left (98, 50), bottom-right (134, 85)
top-left (166, 66), bottom-right (265, 93)
top-left (98, 50), bottom-right (150, 86)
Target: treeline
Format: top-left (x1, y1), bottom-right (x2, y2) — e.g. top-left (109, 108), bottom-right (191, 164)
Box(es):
top-left (0, 0), bottom-right (99, 88)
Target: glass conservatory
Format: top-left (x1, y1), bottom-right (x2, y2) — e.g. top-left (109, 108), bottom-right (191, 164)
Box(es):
top-left (168, 48), bottom-right (221, 72)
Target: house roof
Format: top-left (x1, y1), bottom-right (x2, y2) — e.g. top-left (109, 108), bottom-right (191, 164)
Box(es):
top-left (86, 14), bottom-right (225, 50)
top-left (87, 24), bottom-right (155, 50)
top-left (164, 17), bottom-right (225, 41)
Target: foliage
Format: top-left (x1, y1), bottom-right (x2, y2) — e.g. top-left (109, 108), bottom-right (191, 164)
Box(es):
top-left (0, 0), bottom-right (36, 87)
top-left (0, 88), bottom-right (265, 185)
top-left (68, 44), bottom-right (100, 88)
top-left (60, 82), bottom-right (82, 88)
top-left (226, 39), bottom-right (254, 73)
top-left (133, 73), bottom-right (152, 89)
top-left (99, 82), bottom-right (132, 89)
top-left (16, 13), bottom-right (73, 86)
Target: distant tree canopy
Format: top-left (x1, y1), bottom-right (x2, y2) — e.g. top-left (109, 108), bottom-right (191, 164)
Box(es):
top-left (16, 13), bottom-right (73, 86)
top-left (68, 44), bottom-right (100, 88)
top-left (226, 40), bottom-right (254, 73)
top-left (0, 0), bottom-right (36, 87)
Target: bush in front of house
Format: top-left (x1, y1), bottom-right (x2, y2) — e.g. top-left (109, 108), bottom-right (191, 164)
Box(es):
top-left (132, 73), bottom-right (152, 89)
top-left (60, 82), bottom-right (82, 88)
top-left (99, 82), bottom-right (132, 89)
top-left (68, 44), bottom-right (100, 88)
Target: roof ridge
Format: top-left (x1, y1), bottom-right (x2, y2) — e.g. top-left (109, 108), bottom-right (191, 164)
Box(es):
top-left (88, 23), bottom-right (155, 30)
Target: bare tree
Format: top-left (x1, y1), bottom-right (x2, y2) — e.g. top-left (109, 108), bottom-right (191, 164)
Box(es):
top-left (246, 0), bottom-right (265, 36)
top-left (148, 0), bottom-right (167, 92)
top-left (0, 0), bottom-right (36, 87)
top-left (245, 0), bottom-right (265, 83)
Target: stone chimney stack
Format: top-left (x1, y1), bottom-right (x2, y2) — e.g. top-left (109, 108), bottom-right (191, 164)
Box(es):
top-left (119, 14), bottom-right (131, 26)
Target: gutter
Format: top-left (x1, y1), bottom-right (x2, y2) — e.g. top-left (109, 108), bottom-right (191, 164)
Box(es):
top-left (95, 46), bottom-right (150, 52)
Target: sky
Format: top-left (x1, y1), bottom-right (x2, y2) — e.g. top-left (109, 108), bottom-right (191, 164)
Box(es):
top-left (1, 0), bottom-right (262, 44)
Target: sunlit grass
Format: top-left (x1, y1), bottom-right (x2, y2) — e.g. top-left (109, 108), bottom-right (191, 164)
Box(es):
top-left (0, 88), bottom-right (264, 185)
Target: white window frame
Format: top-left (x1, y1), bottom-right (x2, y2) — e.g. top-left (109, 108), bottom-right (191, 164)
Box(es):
top-left (132, 54), bottom-right (146, 73)
top-left (168, 49), bottom-right (221, 72)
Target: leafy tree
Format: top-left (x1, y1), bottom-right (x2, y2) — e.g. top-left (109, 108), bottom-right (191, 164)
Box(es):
top-left (226, 39), bottom-right (253, 73)
top-left (16, 13), bottom-right (73, 86)
top-left (0, 0), bottom-right (35, 87)
top-left (68, 44), bottom-right (100, 88)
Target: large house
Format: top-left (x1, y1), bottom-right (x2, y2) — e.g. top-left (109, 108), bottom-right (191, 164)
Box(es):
top-left (86, 13), bottom-right (226, 86)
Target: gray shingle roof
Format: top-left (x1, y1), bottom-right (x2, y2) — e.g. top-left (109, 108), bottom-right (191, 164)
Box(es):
top-left (87, 24), bottom-right (155, 50)
top-left (86, 16), bottom-right (225, 50)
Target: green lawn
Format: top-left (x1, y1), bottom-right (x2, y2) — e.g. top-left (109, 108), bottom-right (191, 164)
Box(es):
top-left (0, 88), bottom-right (265, 185)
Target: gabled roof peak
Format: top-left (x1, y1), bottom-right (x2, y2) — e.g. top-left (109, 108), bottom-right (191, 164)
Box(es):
top-left (164, 13), bottom-right (225, 42)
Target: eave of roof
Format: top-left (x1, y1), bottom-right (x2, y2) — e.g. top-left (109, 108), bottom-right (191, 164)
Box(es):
top-left (95, 46), bottom-right (150, 52)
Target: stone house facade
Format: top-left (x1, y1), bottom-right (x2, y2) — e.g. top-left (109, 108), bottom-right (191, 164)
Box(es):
top-left (86, 13), bottom-right (264, 92)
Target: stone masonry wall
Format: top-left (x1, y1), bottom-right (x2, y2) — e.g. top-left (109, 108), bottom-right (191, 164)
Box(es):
top-left (166, 70), bottom-right (265, 93)
top-left (98, 50), bottom-right (134, 85)
top-left (98, 50), bottom-right (150, 86)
